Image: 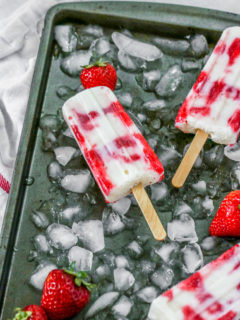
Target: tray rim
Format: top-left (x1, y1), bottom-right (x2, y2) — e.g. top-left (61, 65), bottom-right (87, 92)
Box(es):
top-left (1, 0), bottom-right (240, 315)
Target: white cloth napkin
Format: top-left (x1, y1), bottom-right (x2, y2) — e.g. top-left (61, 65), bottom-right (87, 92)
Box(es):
top-left (0, 0), bottom-right (239, 233)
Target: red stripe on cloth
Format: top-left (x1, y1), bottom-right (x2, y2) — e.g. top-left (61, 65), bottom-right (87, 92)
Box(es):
top-left (0, 173), bottom-right (10, 194)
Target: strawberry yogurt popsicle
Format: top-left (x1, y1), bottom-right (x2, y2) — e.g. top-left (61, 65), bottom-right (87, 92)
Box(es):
top-left (173, 27), bottom-right (240, 188)
top-left (62, 86), bottom-right (166, 240)
top-left (148, 243), bottom-right (240, 320)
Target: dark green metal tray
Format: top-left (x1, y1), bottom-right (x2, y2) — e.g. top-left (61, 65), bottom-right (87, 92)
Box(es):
top-left (1, 2), bottom-right (240, 319)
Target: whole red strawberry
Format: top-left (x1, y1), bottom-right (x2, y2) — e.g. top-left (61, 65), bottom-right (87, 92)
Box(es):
top-left (11, 305), bottom-right (48, 320)
top-left (80, 59), bottom-right (117, 90)
top-left (41, 263), bottom-right (95, 320)
top-left (209, 190), bottom-right (240, 237)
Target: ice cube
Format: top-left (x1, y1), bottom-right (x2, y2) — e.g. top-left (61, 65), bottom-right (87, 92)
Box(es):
top-left (40, 115), bottom-right (59, 132)
top-left (46, 223), bottom-right (78, 250)
top-left (90, 37), bottom-right (112, 57)
top-left (56, 85), bottom-right (76, 100)
top-left (191, 180), bottom-right (207, 195)
top-left (167, 213), bottom-right (198, 243)
top-left (47, 161), bottom-right (63, 180)
top-left (60, 204), bottom-right (88, 225)
top-left (68, 246), bottom-right (93, 271)
top-left (150, 265), bottom-right (174, 290)
top-left (82, 25), bottom-right (104, 38)
top-left (111, 198), bottom-right (131, 216)
top-left (173, 201), bottom-right (193, 217)
top-left (54, 25), bottom-right (77, 53)
top-left (114, 268), bottom-right (135, 291)
top-left (152, 242), bottom-right (178, 264)
top-left (181, 243), bottom-right (203, 274)
top-left (140, 260), bottom-right (156, 274)
top-left (150, 182), bottom-right (169, 203)
top-left (202, 196), bottom-right (214, 215)
top-left (102, 208), bottom-right (125, 236)
top-left (158, 145), bottom-right (181, 168)
top-left (94, 264), bottom-right (111, 281)
top-left (181, 58), bottom-right (200, 72)
top-left (61, 50), bottom-right (91, 77)
top-left (224, 142), bottom-right (240, 162)
top-left (183, 143), bottom-right (203, 168)
top-left (153, 37), bottom-right (190, 56)
top-left (31, 210), bottom-right (50, 229)
top-left (155, 65), bottom-right (183, 98)
top-left (112, 295), bottom-right (133, 317)
top-left (112, 32), bottom-right (162, 62)
top-left (230, 163), bottom-right (240, 189)
top-left (33, 234), bottom-right (52, 254)
top-left (142, 99), bottom-right (166, 112)
top-left (61, 170), bottom-right (91, 193)
top-left (126, 241), bottom-right (143, 259)
top-left (136, 286), bottom-right (158, 303)
top-left (72, 220), bottom-right (105, 253)
top-left (116, 92), bottom-right (133, 108)
top-left (201, 236), bottom-right (218, 251)
top-left (85, 292), bottom-right (119, 318)
top-left (189, 34), bottom-right (208, 58)
top-left (54, 146), bottom-right (76, 166)
top-left (29, 261), bottom-right (56, 290)
top-left (99, 251), bottom-right (115, 269)
top-left (63, 128), bottom-right (74, 139)
top-left (117, 50), bottom-right (142, 72)
top-left (136, 70), bottom-right (161, 91)
top-left (115, 255), bottom-right (130, 269)
top-left (42, 131), bottom-right (57, 151)
top-left (204, 145), bottom-right (224, 168)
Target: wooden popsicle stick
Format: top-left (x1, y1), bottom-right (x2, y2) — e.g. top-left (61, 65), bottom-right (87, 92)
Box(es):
top-left (172, 129), bottom-right (209, 188)
top-left (132, 183), bottom-right (166, 241)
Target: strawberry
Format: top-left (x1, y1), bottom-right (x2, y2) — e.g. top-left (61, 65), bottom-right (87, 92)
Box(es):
top-left (209, 190), bottom-right (240, 237)
top-left (11, 305), bottom-right (48, 320)
top-left (41, 263), bottom-right (95, 320)
top-left (80, 58), bottom-right (117, 90)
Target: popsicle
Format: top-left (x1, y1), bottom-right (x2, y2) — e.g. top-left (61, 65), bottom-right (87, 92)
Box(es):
top-left (148, 243), bottom-right (240, 320)
top-left (172, 26), bottom-right (240, 188)
top-left (62, 86), bottom-right (166, 240)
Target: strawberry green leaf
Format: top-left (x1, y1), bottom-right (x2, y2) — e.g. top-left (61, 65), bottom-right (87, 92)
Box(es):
top-left (64, 261), bottom-right (96, 292)
top-left (81, 57), bottom-right (109, 69)
top-left (11, 308), bottom-right (32, 320)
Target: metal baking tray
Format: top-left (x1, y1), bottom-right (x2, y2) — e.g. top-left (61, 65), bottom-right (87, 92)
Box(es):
top-left (1, 2), bottom-right (240, 319)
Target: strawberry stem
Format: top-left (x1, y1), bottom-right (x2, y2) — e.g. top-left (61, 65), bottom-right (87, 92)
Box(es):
top-left (82, 57), bottom-right (109, 69)
top-left (238, 204), bottom-right (240, 209)
top-left (64, 262), bottom-right (96, 292)
top-left (11, 308), bottom-right (32, 320)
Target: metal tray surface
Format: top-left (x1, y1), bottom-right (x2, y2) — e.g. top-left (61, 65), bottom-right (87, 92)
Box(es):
top-left (1, 2), bottom-right (240, 319)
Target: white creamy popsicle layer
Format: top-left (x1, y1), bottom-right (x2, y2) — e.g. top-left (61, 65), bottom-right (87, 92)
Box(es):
top-left (62, 86), bottom-right (164, 202)
top-left (176, 26), bottom-right (240, 145)
top-left (148, 243), bottom-right (240, 320)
